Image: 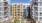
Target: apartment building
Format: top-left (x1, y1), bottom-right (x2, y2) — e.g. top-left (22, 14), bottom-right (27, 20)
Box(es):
top-left (12, 3), bottom-right (32, 23)
top-left (9, 5), bottom-right (14, 23)
top-left (26, 5), bottom-right (36, 23)
top-left (13, 3), bottom-right (25, 23)
top-left (0, 0), bottom-right (10, 23)
top-left (12, 3), bottom-right (36, 23)
top-left (31, 0), bottom-right (42, 23)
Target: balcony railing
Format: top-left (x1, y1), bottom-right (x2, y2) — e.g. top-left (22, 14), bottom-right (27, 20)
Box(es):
top-left (4, 7), bottom-right (8, 11)
top-left (34, 5), bottom-right (38, 7)
top-left (34, 8), bottom-right (38, 11)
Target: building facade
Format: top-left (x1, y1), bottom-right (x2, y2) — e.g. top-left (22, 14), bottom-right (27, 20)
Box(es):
top-left (31, 0), bottom-right (42, 23)
top-left (12, 3), bottom-right (32, 23)
top-left (13, 3), bottom-right (24, 23)
top-left (0, 0), bottom-right (10, 23)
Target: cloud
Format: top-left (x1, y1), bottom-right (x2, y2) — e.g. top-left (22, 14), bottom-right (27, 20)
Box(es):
top-left (28, 3), bottom-right (30, 5)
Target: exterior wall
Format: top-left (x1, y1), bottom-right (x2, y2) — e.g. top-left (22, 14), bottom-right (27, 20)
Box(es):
top-left (24, 6), bottom-right (28, 19)
top-left (13, 3), bottom-right (30, 23)
top-left (0, 0), bottom-right (10, 23)
top-left (13, 4), bottom-right (24, 23)
top-left (0, 0), bottom-right (4, 21)
top-left (32, 0), bottom-right (42, 23)
top-left (38, 0), bottom-right (42, 23)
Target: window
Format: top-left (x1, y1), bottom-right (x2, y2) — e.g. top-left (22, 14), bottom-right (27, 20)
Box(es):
top-left (15, 7), bottom-right (16, 8)
top-left (40, 3), bottom-right (42, 6)
top-left (35, 17), bottom-right (38, 20)
top-left (40, 13), bottom-right (42, 16)
top-left (18, 14), bottom-right (20, 16)
top-left (40, 8), bottom-right (42, 11)
top-left (40, 17), bottom-right (42, 21)
top-left (4, 16), bottom-right (8, 18)
top-left (17, 9), bottom-right (20, 11)
top-left (18, 12), bottom-right (20, 13)
top-left (4, 7), bottom-right (7, 11)
top-left (21, 12), bottom-right (22, 13)
top-left (4, 2), bottom-right (8, 6)
top-left (34, 12), bottom-right (38, 16)
top-left (34, 7), bottom-right (38, 11)
top-left (15, 12), bottom-right (17, 14)
top-left (18, 5), bottom-right (20, 8)
top-left (4, 12), bottom-right (7, 15)
top-left (0, 8), bottom-right (1, 11)
top-left (0, 13), bottom-right (1, 16)
top-left (21, 7), bottom-right (22, 8)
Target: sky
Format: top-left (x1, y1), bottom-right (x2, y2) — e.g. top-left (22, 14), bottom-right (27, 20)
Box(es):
top-left (10, 0), bottom-right (30, 3)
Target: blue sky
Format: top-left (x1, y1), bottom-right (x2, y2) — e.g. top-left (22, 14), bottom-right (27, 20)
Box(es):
top-left (10, 0), bottom-right (30, 3)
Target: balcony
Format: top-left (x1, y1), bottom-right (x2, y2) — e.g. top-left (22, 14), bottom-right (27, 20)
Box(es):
top-left (4, 11), bottom-right (8, 15)
top-left (33, 16), bottom-right (38, 20)
top-left (34, 7), bottom-right (38, 11)
top-left (4, 2), bottom-right (8, 7)
top-left (34, 5), bottom-right (38, 7)
top-left (34, 12), bottom-right (38, 16)
top-left (34, 0), bottom-right (38, 3)
top-left (4, 7), bottom-right (8, 10)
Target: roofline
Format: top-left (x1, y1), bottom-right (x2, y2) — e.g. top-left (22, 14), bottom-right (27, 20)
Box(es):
top-left (12, 3), bottom-right (31, 5)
